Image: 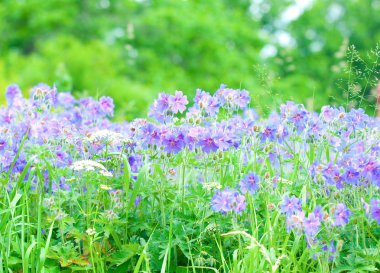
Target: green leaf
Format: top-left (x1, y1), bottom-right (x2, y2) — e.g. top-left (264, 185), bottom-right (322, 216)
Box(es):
top-left (108, 243), bottom-right (141, 266)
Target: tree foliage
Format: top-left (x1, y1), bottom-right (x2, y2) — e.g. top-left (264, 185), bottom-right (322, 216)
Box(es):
top-left (0, 0), bottom-right (379, 118)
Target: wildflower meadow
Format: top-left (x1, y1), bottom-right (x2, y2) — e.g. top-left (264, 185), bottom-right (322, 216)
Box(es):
top-left (0, 83), bottom-right (379, 273)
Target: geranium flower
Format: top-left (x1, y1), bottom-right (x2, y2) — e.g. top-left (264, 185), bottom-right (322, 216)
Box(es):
top-left (239, 172), bottom-right (260, 194)
top-left (303, 213), bottom-right (321, 238)
top-left (333, 203), bottom-right (351, 226)
top-left (370, 199), bottom-right (380, 224)
top-left (168, 91), bottom-right (188, 114)
top-left (280, 195), bottom-right (302, 216)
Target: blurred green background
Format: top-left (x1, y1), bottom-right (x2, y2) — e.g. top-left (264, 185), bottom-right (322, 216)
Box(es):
top-left (0, 0), bottom-right (379, 119)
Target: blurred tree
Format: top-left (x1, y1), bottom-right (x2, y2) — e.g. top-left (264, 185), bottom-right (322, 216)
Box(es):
top-left (257, 0), bottom-right (380, 112)
top-left (0, 0), bottom-right (379, 117)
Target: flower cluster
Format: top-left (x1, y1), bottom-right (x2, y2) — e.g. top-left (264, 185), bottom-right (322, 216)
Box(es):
top-left (210, 172), bottom-right (260, 215)
top-left (1, 83), bottom-right (379, 269)
top-left (363, 198), bottom-right (380, 224)
top-left (278, 195), bottom-right (353, 260)
top-left (148, 91), bottom-right (189, 122)
top-left (211, 188), bottom-right (246, 214)
top-left (280, 196), bottom-right (352, 237)
top-left (239, 172), bottom-right (260, 194)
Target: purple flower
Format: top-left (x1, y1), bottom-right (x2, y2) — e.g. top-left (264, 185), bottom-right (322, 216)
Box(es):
top-left (134, 196), bottom-right (142, 207)
top-left (313, 205), bottom-right (324, 221)
top-left (213, 129), bottom-right (232, 151)
top-left (332, 172), bottom-right (344, 189)
top-left (211, 188), bottom-right (246, 214)
top-left (372, 167), bottom-right (380, 187)
top-left (148, 106), bottom-right (169, 123)
top-left (45, 180), bottom-right (58, 194)
top-left (290, 108), bottom-right (308, 132)
top-left (55, 146), bottom-right (72, 167)
top-left (205, 96), bottom-right (220, 117)
top-left (322, 163), bottom-right (337, 177)
top-left (140, 123), bottom-right (160, 147)
top-left (5, 84), bottom-right (22, 105)
top-left (194, 89), bottom-right (212, 110)
top-left (322, 163), bottom-right (344, 189)
top-left (346, 108), bottom-right (368, 129)
top-left (307, 116), bottom-right (325, 139)
top-left (343, 167), bottom-right (359, 185)
top-left (321, 240), bottom-right (337, 261)
top-left (58, 92), bottom-right (76, 109)
top-left (79, 97), bottom-right (102, 118)
top-left (232, 192), bottom-right (246, 214)
top-left (199, 134), bottom-right (218, 153)
top-left (30, 83), bottom-right (56, 109)
top-left (370, 199), bottom-right (380, 224)
top-left (59, 177), bottom-right (71, 191)
top-left (276, 124), bottom-right (288, 142)
top-left (148, 94), bottom-right (172, 123)
top-left (216, 86), bottom-right (237, 106)
top-left (320, 106), bottom-right (336, 123)
top-left (185, 126), bottom-right (203, 145)
top-left (194, 88), bottom-right (207, 104)
top-left (333, 203), bottom-right (351, 226)
top-left (322, 240), bottom-right (336, 253)
top-left (162, 132), bottom-right (185, 154)
top-left (79, 97), bottom-right (92, 108)
top-left (0, 138), bottom-right (7, 153)
top-left (1, 110), bottom-right (13, 124)
top-left (259, 125), bottom-right (276, 142)
top-left (14, 152), bottom-right (27, 173)
top-left (186, 106), bottom-right (201, 120)
top-left (71, 107), bottom-right (83, 124)
top-left (236, 90), bottom-right (250, 108)
top-left (1, 150), bottom-right (15, 171)
top-left (363, 157), bottom-right (378, 173)
top-left (154, 93), bottom-right (170, 112)
top-left (280, 101), bottom-right (296, 118)
top-left (169, 91), bottom-right (188, 114)
top-left (303, 212), bottom-right (321, 238)
top-left (211, 188), bottom-right (235, 214)
top-left (286, 210), bottom-right (305, 233)
top-left (239, 172), bottom-right (260, 194)
top-left (128, 154), bottom-right (143, 173)
top-left (99, 96), bottom-right (114, 117)
top-left (58, 92), bottom-right (75, 109)
top-left (362, 158), bottom-right (380, 186)
top-left (50, 84), bottom-right (58, 107)
top-left (280, 195), bottom-right (302, 216)
top-left (279, 102), bottom-right (309, 133)
top-left (89, 101), bottom-right (103, 117)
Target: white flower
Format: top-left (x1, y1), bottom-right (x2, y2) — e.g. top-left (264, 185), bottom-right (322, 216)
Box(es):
top-left (71, 160), bottom-right (114, 177)
top-left (85, 129), bottom-right (124, 145)
top-left (104, 209), bottom-right (118, 220)
top-left (100, 170), bottom-right (113, 177)
top-left (100, 184), bottom-right (112, 190)
top-left (44, 197), bottom-right (55, 207)
top-left (202, 182), bottom-right (221, 191)
top-left (55, 210), bottom-right (68, 221)
top-left (86, 228), bottom-right (96, 236)
top-left (71, 160), bottom-right (107, 172)
top-left (71, 160), bottom-right (113, 177)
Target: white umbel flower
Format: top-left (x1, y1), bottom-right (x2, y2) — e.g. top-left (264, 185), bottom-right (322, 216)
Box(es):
top-left (71, 160), bottom-right (113, 177)
top-left (71, 160), bottom-right (107, 171)
top-left (85, 129), bottom-right (124, 145)
top-left (86, 228), bottom-right (96, 236)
